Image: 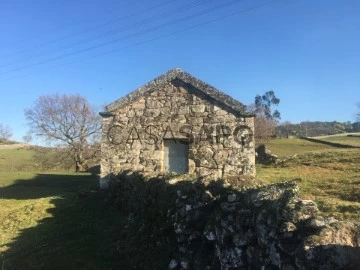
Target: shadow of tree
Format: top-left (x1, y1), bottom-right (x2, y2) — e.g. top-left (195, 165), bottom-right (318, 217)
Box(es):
top-left (0, 173), bottom-right (125, 269)
top-left (0, 173), bottom-right (96, 199)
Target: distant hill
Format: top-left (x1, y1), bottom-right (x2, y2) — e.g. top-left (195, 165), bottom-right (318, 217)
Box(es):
top-left (0, 138), bottom-right (35, 149)
top-left (0, 143), bottom-right (32, 150)
top-left (0, 139), bottom-right (18, 145)
top-left (0, 139), bottom-right (41, 150)
top-left (276, 121), bottom-right (360, 137)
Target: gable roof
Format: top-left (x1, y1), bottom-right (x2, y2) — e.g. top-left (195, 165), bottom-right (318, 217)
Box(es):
top-left (101, 68), bottom-right (253, 117)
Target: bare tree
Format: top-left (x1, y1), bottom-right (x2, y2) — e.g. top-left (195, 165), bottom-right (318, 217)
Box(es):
top-left (0, 123), bottom-right (12, 141)
top-left (276, 121), bottom-right (295, 138)
top-left (25, 94), bottom-right (101, 172)
top-left (254, 115), bottom-right (277, 141)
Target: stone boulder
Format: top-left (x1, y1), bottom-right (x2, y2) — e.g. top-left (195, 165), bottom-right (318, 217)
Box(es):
top-left (256, 144), bottom-right (279, 164)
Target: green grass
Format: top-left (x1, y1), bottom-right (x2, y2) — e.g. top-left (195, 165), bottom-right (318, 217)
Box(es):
top-left (0, 172), bottom-right (122, 269)
top-left (1, 138), bottom-right (360, 268)
top-left (263, 138), bottom-right (334, 157)
top-left (257, 138), bottom-right (360, 221)
top-left (0, 148), bottom-right (173, 269)
top-left (319, 135), bottom-right (360, 147)
top-left (0, 148), bottom-right (129, 269)
top-left (0, 149), bottom-right (36, 172)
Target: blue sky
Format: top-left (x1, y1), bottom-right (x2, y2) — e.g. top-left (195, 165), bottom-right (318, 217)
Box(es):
top-left (0, 0), bottom-right (359, 142)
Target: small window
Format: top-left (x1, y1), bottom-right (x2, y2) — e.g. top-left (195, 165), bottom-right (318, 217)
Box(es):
top-left (163, 139), bottom-right (189, 174)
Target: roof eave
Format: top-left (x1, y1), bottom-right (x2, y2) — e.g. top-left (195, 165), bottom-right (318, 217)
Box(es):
top-left (104, 68), bottom-right (251, 116)
top-left (99, 111), bottom-right (114, 117)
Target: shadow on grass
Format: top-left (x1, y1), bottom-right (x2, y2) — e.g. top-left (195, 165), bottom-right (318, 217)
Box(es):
top-left (0, 173), bottom-right (125, 269)
top-left (0, 173), bottom-right (97, 200)
top-left (1, 172), bottom-right (359, 269)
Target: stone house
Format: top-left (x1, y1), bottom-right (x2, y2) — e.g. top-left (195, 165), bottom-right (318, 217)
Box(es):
top-left (99, 68), bottom-right (255, 188)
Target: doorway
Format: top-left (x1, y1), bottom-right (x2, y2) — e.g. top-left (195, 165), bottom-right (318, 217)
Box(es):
top-left (163, 139), bottom-right (189, 174)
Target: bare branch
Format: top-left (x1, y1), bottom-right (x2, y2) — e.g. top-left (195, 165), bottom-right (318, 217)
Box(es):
top-left (0, 124), bottom-right (12, 140)
top-left (25, 93), bottom-right (101, 171)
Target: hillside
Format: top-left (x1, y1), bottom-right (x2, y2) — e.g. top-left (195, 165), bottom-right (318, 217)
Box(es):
top-left (313, 134), bottom-right (360, 147)
top-left (0, 139), bottom-right (19, 145)
top-left (257, 137), bottom-right (360, 220)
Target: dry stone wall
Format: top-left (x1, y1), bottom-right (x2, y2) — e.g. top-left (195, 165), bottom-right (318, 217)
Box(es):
top-left (101, 79), bottom-right (255, 187)
top-left (107, 175), bottom-right (360, 270)
top-left (170, 181), bottom-right (360, 269)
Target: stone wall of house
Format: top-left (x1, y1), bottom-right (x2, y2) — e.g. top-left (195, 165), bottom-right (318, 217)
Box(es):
top-left (100, 79), bottom-right (255, 187)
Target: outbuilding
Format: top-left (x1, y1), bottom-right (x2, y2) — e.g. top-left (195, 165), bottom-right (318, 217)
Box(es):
top-left (100, 68), bottom-right (255, 188)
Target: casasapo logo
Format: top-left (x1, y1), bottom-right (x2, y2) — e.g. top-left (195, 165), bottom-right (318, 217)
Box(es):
top-left (107, 122), bottom-right (253, 147)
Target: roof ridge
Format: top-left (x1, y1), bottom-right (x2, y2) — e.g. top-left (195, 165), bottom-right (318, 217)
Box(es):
top-left (102, 68), bottom-right (253, 117)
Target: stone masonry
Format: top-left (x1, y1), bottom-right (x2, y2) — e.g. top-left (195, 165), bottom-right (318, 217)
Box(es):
top-left (100, 68), bottom-right (255, 188)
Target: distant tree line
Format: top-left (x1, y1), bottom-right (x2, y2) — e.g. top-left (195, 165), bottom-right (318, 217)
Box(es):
top-left (276, 121), bottom-right (360, 138)
top-left (250, 98), bottom-right (360, 139)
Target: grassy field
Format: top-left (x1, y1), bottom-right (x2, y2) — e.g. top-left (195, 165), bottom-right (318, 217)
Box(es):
top-left (257, 137), bottom-right (360, 221)
top-left (0, 149), bottom-right (35, 172)
top-left (0, 149), bottom-right (126, 269)
top-left (0, 149), bottom-right (172, 269)
top-left (0, 137), bottom-right (359, 268)
top-left (318, 135), bottom-right (360, 147)
top-left (262, 138), bottom-right (333, 156)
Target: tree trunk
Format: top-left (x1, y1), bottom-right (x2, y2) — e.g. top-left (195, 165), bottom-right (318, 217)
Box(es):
top-left (75, 161), bottom-right (84, 172)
